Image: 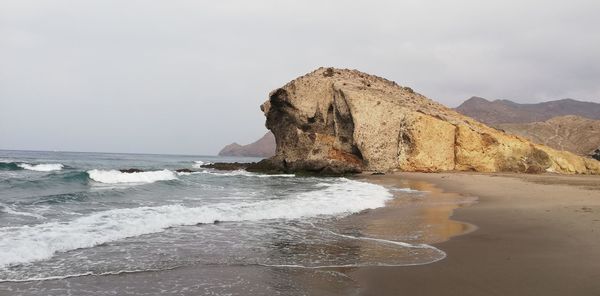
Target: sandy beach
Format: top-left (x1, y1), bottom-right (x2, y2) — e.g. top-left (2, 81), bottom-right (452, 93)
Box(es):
top-left (358, 172), bottom-right (600, 296)
top-left (3, 168), bottom-right (600, 295)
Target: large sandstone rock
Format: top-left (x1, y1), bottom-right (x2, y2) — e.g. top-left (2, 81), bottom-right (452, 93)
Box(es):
top-left (258, 67), bottom-right (600, 175)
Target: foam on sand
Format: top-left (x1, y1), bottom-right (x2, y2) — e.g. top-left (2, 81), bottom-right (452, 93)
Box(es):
top-left (0, 178), bottom-right (391, 268)
top-left (87, 169), bottom-right (177, 184)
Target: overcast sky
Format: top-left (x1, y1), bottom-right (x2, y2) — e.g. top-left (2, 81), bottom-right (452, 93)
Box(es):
top-left (1, 0), bottom-right (599, 155)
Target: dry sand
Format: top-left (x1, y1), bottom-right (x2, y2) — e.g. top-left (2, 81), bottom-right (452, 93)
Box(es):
top-left (356, 172), bottom-right (600, 296)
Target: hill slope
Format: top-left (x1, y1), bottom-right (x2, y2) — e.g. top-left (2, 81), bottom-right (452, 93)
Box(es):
top-left (218, 132), bottom-right (275, 157)
top-left (455, 97), bottom-right (600, 125)
top-left (498, 115), bottom-right (600, 160)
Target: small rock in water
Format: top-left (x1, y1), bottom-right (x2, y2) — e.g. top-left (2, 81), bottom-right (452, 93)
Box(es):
top-left (371, 172), bottom-right (385, 175)
top-left (175, 168), bottom-right (194, 173)
top-left (213, 220), bottom-right (221, 224)
top-left (119, 168), bottom-right (144, 173)
top-left (201, 162), bottom-right (252, 171)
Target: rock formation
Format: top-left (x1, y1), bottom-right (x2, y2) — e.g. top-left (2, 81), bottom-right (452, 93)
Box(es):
top-left (455, 97), bottom-right (600, 125)
top-left (218, 132), bottom-right (276, 157)
top-left (592, 149), bottom-right (600, 161)
top-left (201, 162), bottom-right (253, 171)
top-left (256, 67), bottom-right (600, 174)
top-left (497, 115), bottom-right (600, 159)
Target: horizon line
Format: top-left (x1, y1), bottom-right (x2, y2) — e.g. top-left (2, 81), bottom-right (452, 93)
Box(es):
top-left (0, 148), bottom-right (219, 158)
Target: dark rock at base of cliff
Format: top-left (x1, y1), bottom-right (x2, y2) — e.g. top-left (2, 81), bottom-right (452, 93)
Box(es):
top-left (246, 158), bottom-right (361, 175)
top-left (200, 162), bottom-right (252, 171)
top-left (591, 148), bottom-right (600, 161)
top-left (201, 160), bottom-right (287, 174)
top-left (201, 159), bottom-right (360, 176)
top-left (245, 159), bottom-right (285, 174)
top-left (120, 168), bottom-right (144, 173)
top-left (289, 159), bottom-right (362, 175)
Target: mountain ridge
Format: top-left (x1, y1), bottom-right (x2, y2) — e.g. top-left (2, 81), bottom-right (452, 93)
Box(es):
top-left (455, 96), bottom-right (600, 125)
top-left (498, 115), bottom-right (600, 160)
top-left (218, 132), bottom-right (275, 157)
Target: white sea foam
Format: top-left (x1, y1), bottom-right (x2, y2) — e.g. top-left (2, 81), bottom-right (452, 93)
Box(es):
top-left (87, 169), bottom-right (177, 184)
top-left (176, 171), bottom-right (196, 176)
top-left (192, 160), bottom-right (212, 168)
top-left (258, 223), bottom-right (446, 269)
top-left (17, 163), bottom-right (63, 172)
top-left (0, 178), bottom-right (391, 268)
top-left (200, 169), bottom-right (295, 178)
top-left (0, 203), bottom-right (45, 220)
top-left (0, 266), bottom-right (185, 283)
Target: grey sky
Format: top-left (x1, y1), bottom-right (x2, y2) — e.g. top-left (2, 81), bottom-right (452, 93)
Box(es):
top-left (1, 0), bottom-right (599, 155)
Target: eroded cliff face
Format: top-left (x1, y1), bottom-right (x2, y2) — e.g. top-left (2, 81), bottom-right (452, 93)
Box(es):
top-left (257, 67), bottom-right (600, 174)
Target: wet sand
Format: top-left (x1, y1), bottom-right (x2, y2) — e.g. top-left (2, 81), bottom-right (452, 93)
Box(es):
top-left (357, 172), bottom-right (600, 296)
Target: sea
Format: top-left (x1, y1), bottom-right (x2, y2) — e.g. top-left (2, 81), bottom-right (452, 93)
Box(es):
top-left (0, 150), bottom-right (457, 295)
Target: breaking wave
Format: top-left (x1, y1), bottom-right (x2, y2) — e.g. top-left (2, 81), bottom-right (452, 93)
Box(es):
top-left (87, 169), bottom-right (178, 184)
top-left (0, 178), bottom-right (392, 268)
top-left (0, 162), bottom-right (63, 172)
top-left (17, 163), bottom-right (64, 172)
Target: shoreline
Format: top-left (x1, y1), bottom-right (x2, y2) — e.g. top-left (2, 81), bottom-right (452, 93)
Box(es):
top-left (356, 172), bottom-right (600, 295)
top-left (3, 169), bottom-right (599, 295)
